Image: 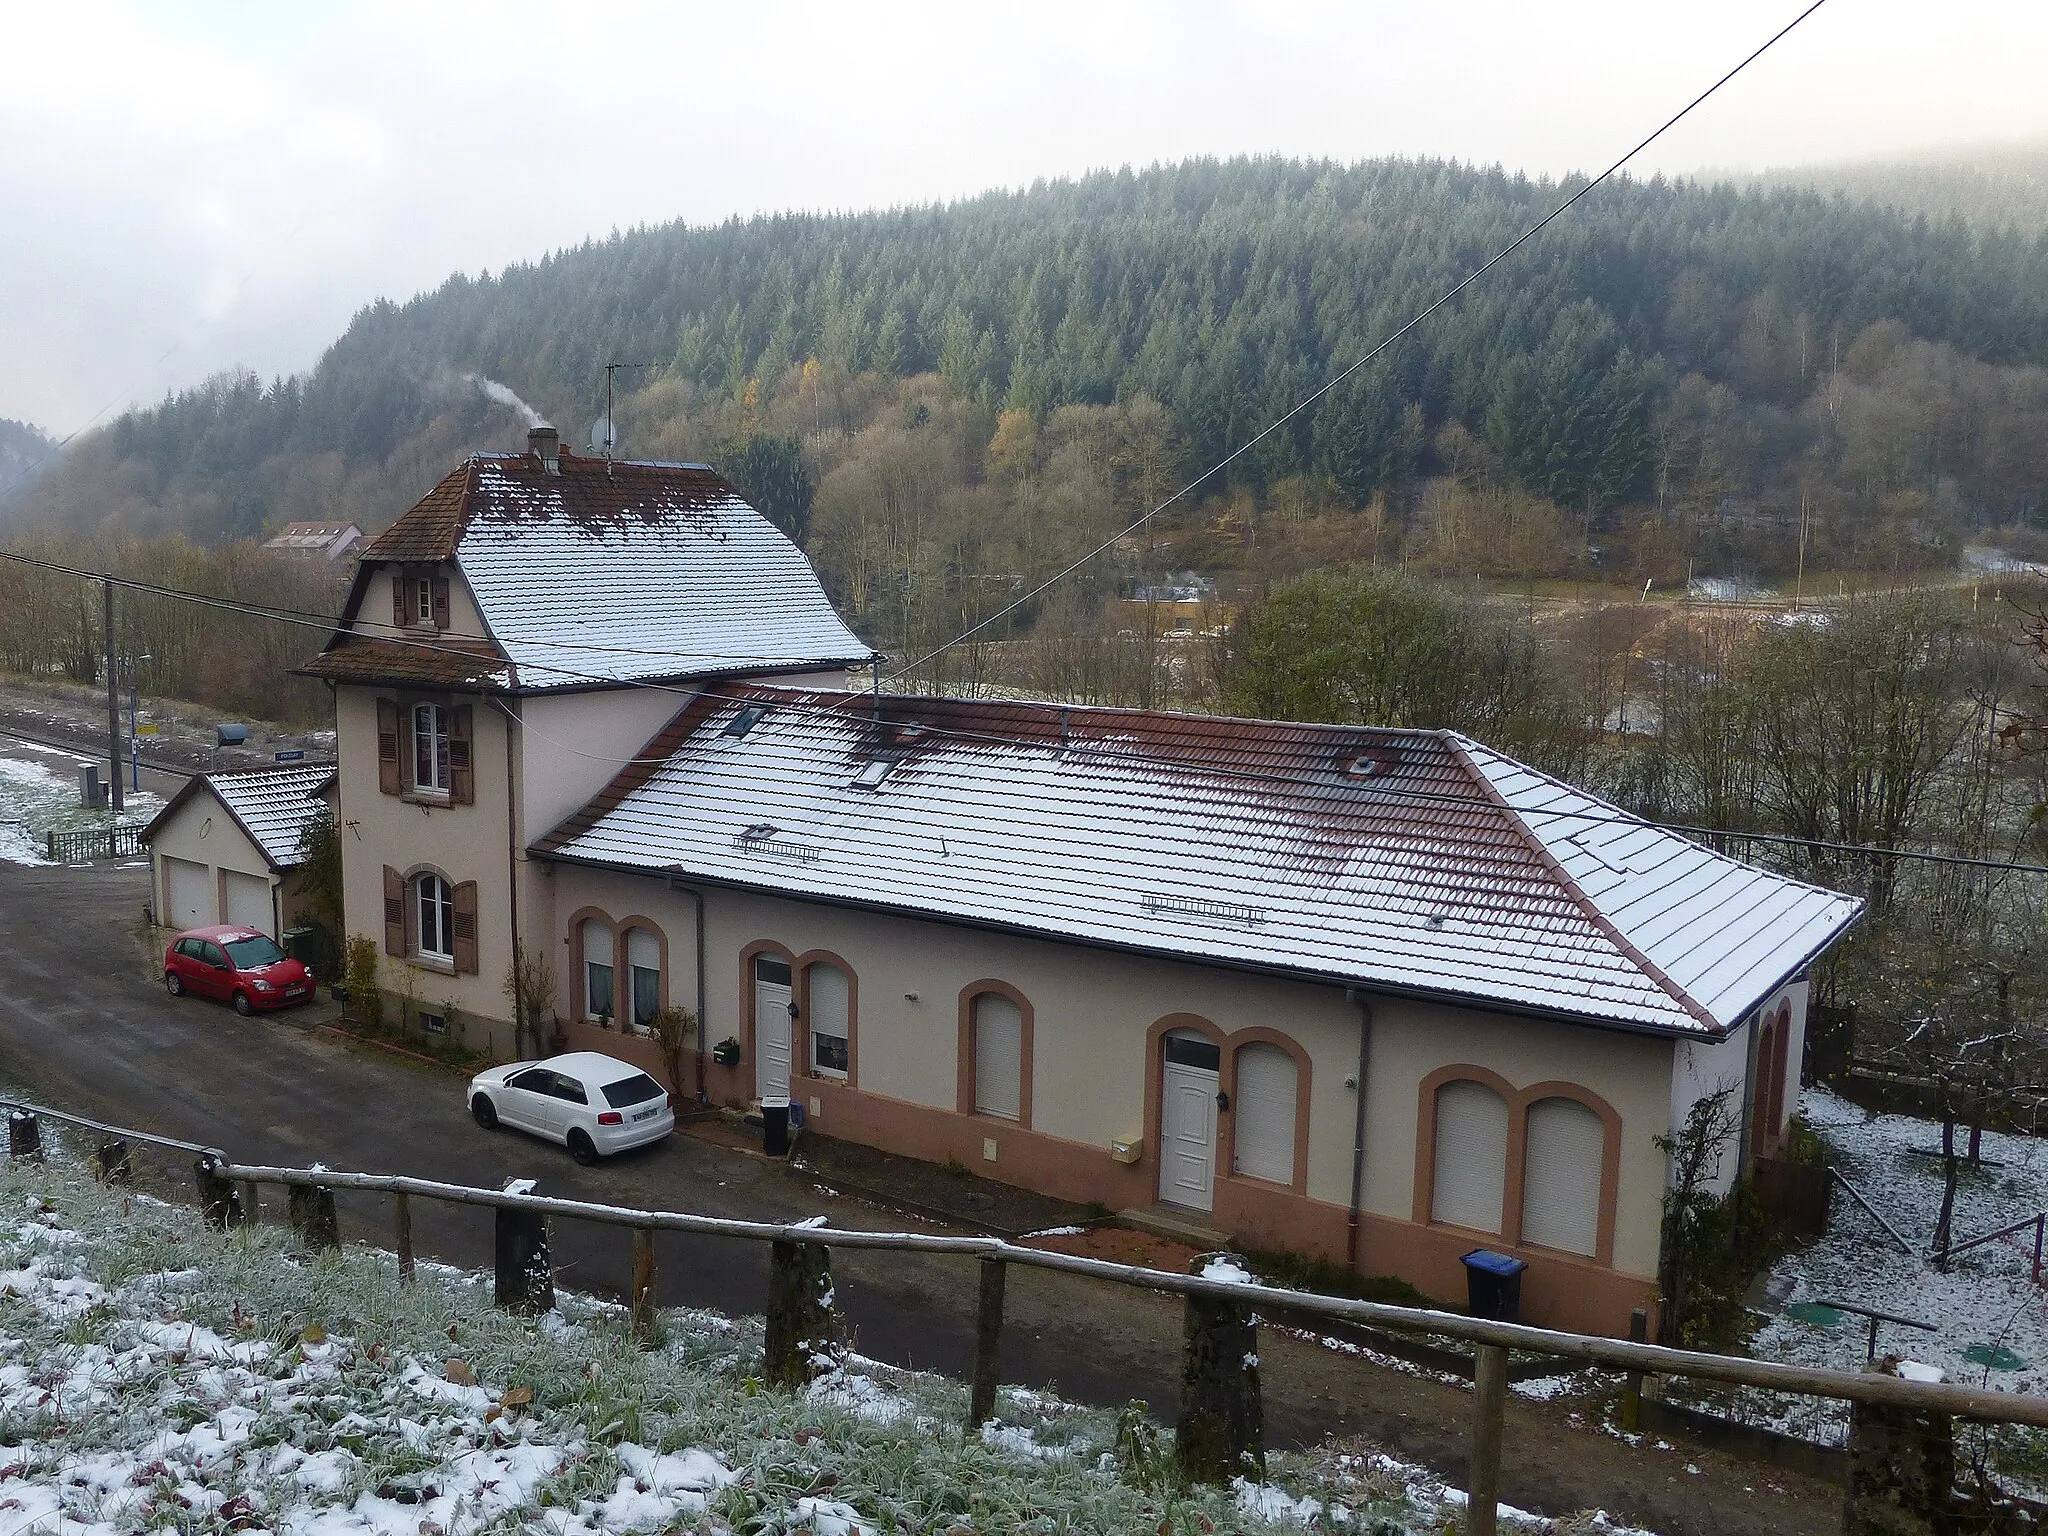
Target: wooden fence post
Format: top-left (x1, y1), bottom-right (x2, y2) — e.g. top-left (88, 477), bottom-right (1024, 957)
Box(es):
top-left (241, 1180), bottom-right (261, 1224)
top-left (1845, 1364), bottom-right (1955, 1535)
top-left (1620, 1307), bottom-right (1648, 1432)
top-left (494, 1203), bottom-right (554, 1315)
top-left (288, 1184), bottom-right (340, 1252)
top-left (93, 1137), bottom-right (131, 1184)
top-left (194, 1159), bottom-right (243, 1229)
top-left (394, 1192), bottom-right (415, 1286)
top-left (631, 1227), bottom-right (657, 1345)
top-left (968, 1258), bottom-right (1006, 1427)
top-left (1175, 1265), bottom-right (1265, 1485)
top-left (1468, 1342), bottom-right (1508, 1536)
top-left (764, 1239), bottom-right (838, 1390)
top-left (7, 1111), bottom-right (41, 1163)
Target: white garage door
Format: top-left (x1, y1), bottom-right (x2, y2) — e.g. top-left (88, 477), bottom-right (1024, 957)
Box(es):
top-left (223, 870), bottom-right (273, 935)
top-left (162, 856), bottom-right (213, 929)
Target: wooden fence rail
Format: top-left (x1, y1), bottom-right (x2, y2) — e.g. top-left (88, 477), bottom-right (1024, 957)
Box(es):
top-left (3, 1096), bottom-right (2042, 1536)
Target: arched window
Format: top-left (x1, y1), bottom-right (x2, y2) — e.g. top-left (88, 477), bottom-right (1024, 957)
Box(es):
top-left (1521, 1097), bottom-right (1605, 1256)
top-left (626, 928), bottom-right (662, 1032)
top-left (808, 962), bottom-right (851, 1079)
top-left (1431, 1079), bottom-right (1507, 1233)
top-left (972, 992), bottom-right (1023, 1120)
top-left (415, 873), bottom-right (454, 961)
top-left (1232, 1043), bottom-right (1298, 1185)
top-left (581, 917), bottom-right (614, 1022)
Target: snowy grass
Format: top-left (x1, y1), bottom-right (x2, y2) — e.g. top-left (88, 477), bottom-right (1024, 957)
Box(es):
top-left (1678, 1086), bottom-right (2048, 1484)
top-left (0, 744), bottom-right (159, 865)
top-left (0, 1156), bottom-right (1658, 1536)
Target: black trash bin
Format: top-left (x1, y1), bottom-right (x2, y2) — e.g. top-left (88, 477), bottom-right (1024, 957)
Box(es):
top-left (762, 1096), bottom-right (791, 1157)
top-left (1460, 1249), bottom-right (1528, 1322)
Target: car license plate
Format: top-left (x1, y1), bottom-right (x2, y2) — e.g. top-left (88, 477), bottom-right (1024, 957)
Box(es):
top-left (284, 987), bottom-right (305, 998)
top-left (632, 1107), bottom-right (660, 1122)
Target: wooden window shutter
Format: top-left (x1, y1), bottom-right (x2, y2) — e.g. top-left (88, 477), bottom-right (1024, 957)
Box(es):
top-left (391, 573), bottom-right (407, 627)
top-left (376, 698), bottom-right (401, 796)
top-left (448, 705), bottom-right (474, 804)
top-left (398, 704), bottom-right (416, 793)
top-left (382, 865), bottom-right (405, 956)
top-left (432, 576), bottom-right (451, 630)
top-left (452, 881), bottom-right (479, 975)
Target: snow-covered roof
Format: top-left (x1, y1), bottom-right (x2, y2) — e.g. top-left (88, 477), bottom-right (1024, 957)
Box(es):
top-left (535, 689), bottom-right (1862, 1038)
top-left (313, 452), bottom-right (874, 692)
top-left (144, 764), bottom-right (336, 870)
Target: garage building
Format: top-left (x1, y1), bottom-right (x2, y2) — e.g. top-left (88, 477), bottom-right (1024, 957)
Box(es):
top-left (143, 764), bottom-right (336, 939)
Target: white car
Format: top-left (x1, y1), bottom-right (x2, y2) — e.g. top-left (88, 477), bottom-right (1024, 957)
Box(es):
top-left (468, 1051), bottom-right (675, 1164)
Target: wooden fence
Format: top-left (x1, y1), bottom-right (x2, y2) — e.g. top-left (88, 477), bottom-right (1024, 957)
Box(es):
top-left (4, 1097), bottom-right (2044, 1536)
top-left (45, 821), bottom-right (143, 863)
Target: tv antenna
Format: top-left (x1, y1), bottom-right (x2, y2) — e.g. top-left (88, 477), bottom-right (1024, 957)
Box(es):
top-left (592, 361), bottom-right (658, 470)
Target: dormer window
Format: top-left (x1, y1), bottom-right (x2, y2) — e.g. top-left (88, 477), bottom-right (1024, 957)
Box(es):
top-left (415, 578), bottom-right (434, 625)
top-left (392, 570), bottom-right (449, 632)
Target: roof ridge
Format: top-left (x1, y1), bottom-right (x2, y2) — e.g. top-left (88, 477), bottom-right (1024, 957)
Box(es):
top-left (1441, 733), bottom-right (1721, 1032)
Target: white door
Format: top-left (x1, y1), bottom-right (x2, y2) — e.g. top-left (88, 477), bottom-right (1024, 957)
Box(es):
top-left (754, 955), bottom-right (793, 1100)
top-left (1158, 1032), bottom-right (1220, 1210)
top-left (223, 871), bottom-right (273, 935)
top-left (163, 857), bottom-right (212, 929)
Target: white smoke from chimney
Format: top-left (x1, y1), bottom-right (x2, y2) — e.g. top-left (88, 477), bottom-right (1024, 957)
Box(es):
top-left (464, 373), bottom-right (546, 429)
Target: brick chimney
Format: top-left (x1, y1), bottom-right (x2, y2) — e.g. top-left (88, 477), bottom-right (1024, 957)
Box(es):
top-left (528, 424), bottom-right (560, 473)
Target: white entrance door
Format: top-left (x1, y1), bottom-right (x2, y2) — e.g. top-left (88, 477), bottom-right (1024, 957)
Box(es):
top-left (754, 954), bottom-right (793, 1101)
top-left (163, 857), bottom-right (212, 929)
top-left (223, 871), bottom-right (272, 935)
top-left (1158, 1032), bottom-right (1221, 1211)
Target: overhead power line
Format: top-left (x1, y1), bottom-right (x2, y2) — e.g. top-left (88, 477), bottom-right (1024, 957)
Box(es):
top-left (889, 0), bottom-right (1833, 681)
top-left (9, 542), bottom-right (2039, 880)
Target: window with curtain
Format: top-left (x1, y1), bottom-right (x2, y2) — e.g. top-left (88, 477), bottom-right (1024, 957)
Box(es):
top-left (972, 992), bottom-right (1023, 1119)
top-left (581, 917), bottom-right (614, 1022)
top-left (1520, 1097), bottom-right (1605, 1256)
top-left (412, 702), bottom-right (448, 792)
top-left (627, 928), bottom-right (661, 1032)
top-left (808, 962), bottom-right (850, 1077)
top-left (1431, 1079), bottom-right (1507, 1232)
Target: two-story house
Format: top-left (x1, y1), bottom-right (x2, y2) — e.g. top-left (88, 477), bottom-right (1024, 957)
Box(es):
top-left (297, 426), bottom-right (874, 1051)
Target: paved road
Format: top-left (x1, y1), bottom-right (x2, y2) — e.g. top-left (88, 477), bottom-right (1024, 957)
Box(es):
top-left (0, 862), bottom-right (1836, 1535)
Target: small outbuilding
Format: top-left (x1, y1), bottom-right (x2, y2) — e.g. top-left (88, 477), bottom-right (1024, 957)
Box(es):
top-left (142, 764), bottom-right (336, 938)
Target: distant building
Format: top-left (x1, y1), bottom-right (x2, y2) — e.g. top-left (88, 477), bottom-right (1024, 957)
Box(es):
top-left (262, 521), bottom-right (366, 562)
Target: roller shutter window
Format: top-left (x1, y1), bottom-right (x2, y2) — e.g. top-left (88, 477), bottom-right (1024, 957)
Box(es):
top-left (628, 928), bottom-right (662, 1032)
top-left (1231, 1043), bottom-right (1298, 1185)
top-left (1431, 1079), bottom-right (1508, 1233)
top-left (972, 993), bottom-right (1023, 1120)
top-left (808, 962), bottom-right (850, 1078)
top-left (1520, 1097), bottom-right (1606, 1257)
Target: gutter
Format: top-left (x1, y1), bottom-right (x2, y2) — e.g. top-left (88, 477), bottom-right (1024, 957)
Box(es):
top-left (536, 848), bottom-right (1734, 1044)
top-left (503, 697), bottom-right (525, 1056)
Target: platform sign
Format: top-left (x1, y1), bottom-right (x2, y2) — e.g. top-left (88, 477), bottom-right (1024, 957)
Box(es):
top-left (274, 750), bottom-right (305, 763)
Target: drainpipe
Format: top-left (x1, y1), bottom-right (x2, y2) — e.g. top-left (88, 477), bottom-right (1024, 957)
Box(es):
top-left (1344, 987), bottom-right (1374, 1271)
top-left (503, 698), bottom-right (524, 1058)
top-left (667, 876), bottom-right (708, 1103)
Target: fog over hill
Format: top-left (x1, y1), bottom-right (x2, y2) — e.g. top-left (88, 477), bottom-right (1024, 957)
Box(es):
top-left (1724, 137), bottom-right (2048, 234)
top-left (0, 418), bottom-right (56, 505)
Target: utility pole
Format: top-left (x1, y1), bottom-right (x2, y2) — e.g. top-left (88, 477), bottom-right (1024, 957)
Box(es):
top-left (102, 578), bottom-right (123, 814)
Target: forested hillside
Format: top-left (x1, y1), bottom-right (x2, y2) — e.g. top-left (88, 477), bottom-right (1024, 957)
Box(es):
top-left (0, 418), bottom-right (55, 502)
top-left (11, 155), bottom-right (2048, 680)
top-left (1744, 139), bottom-right (2048, 234)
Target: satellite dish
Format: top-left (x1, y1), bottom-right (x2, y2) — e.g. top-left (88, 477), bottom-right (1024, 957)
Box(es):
top-left (589, 415), bottom-right (619, 453)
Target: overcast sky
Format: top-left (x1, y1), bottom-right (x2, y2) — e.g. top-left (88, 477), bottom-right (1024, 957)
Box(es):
top-left (5, 0), bottom-right (2045, 436)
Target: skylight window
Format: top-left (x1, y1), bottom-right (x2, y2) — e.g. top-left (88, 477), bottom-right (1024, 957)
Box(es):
top-left (723, 705), bottom-right (769, 737)
top-left (849, 759), bottom-right (896, 790)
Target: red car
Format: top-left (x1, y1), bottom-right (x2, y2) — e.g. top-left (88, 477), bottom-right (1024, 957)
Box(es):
top-left (163, 926), bottom-right (314, 1015)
